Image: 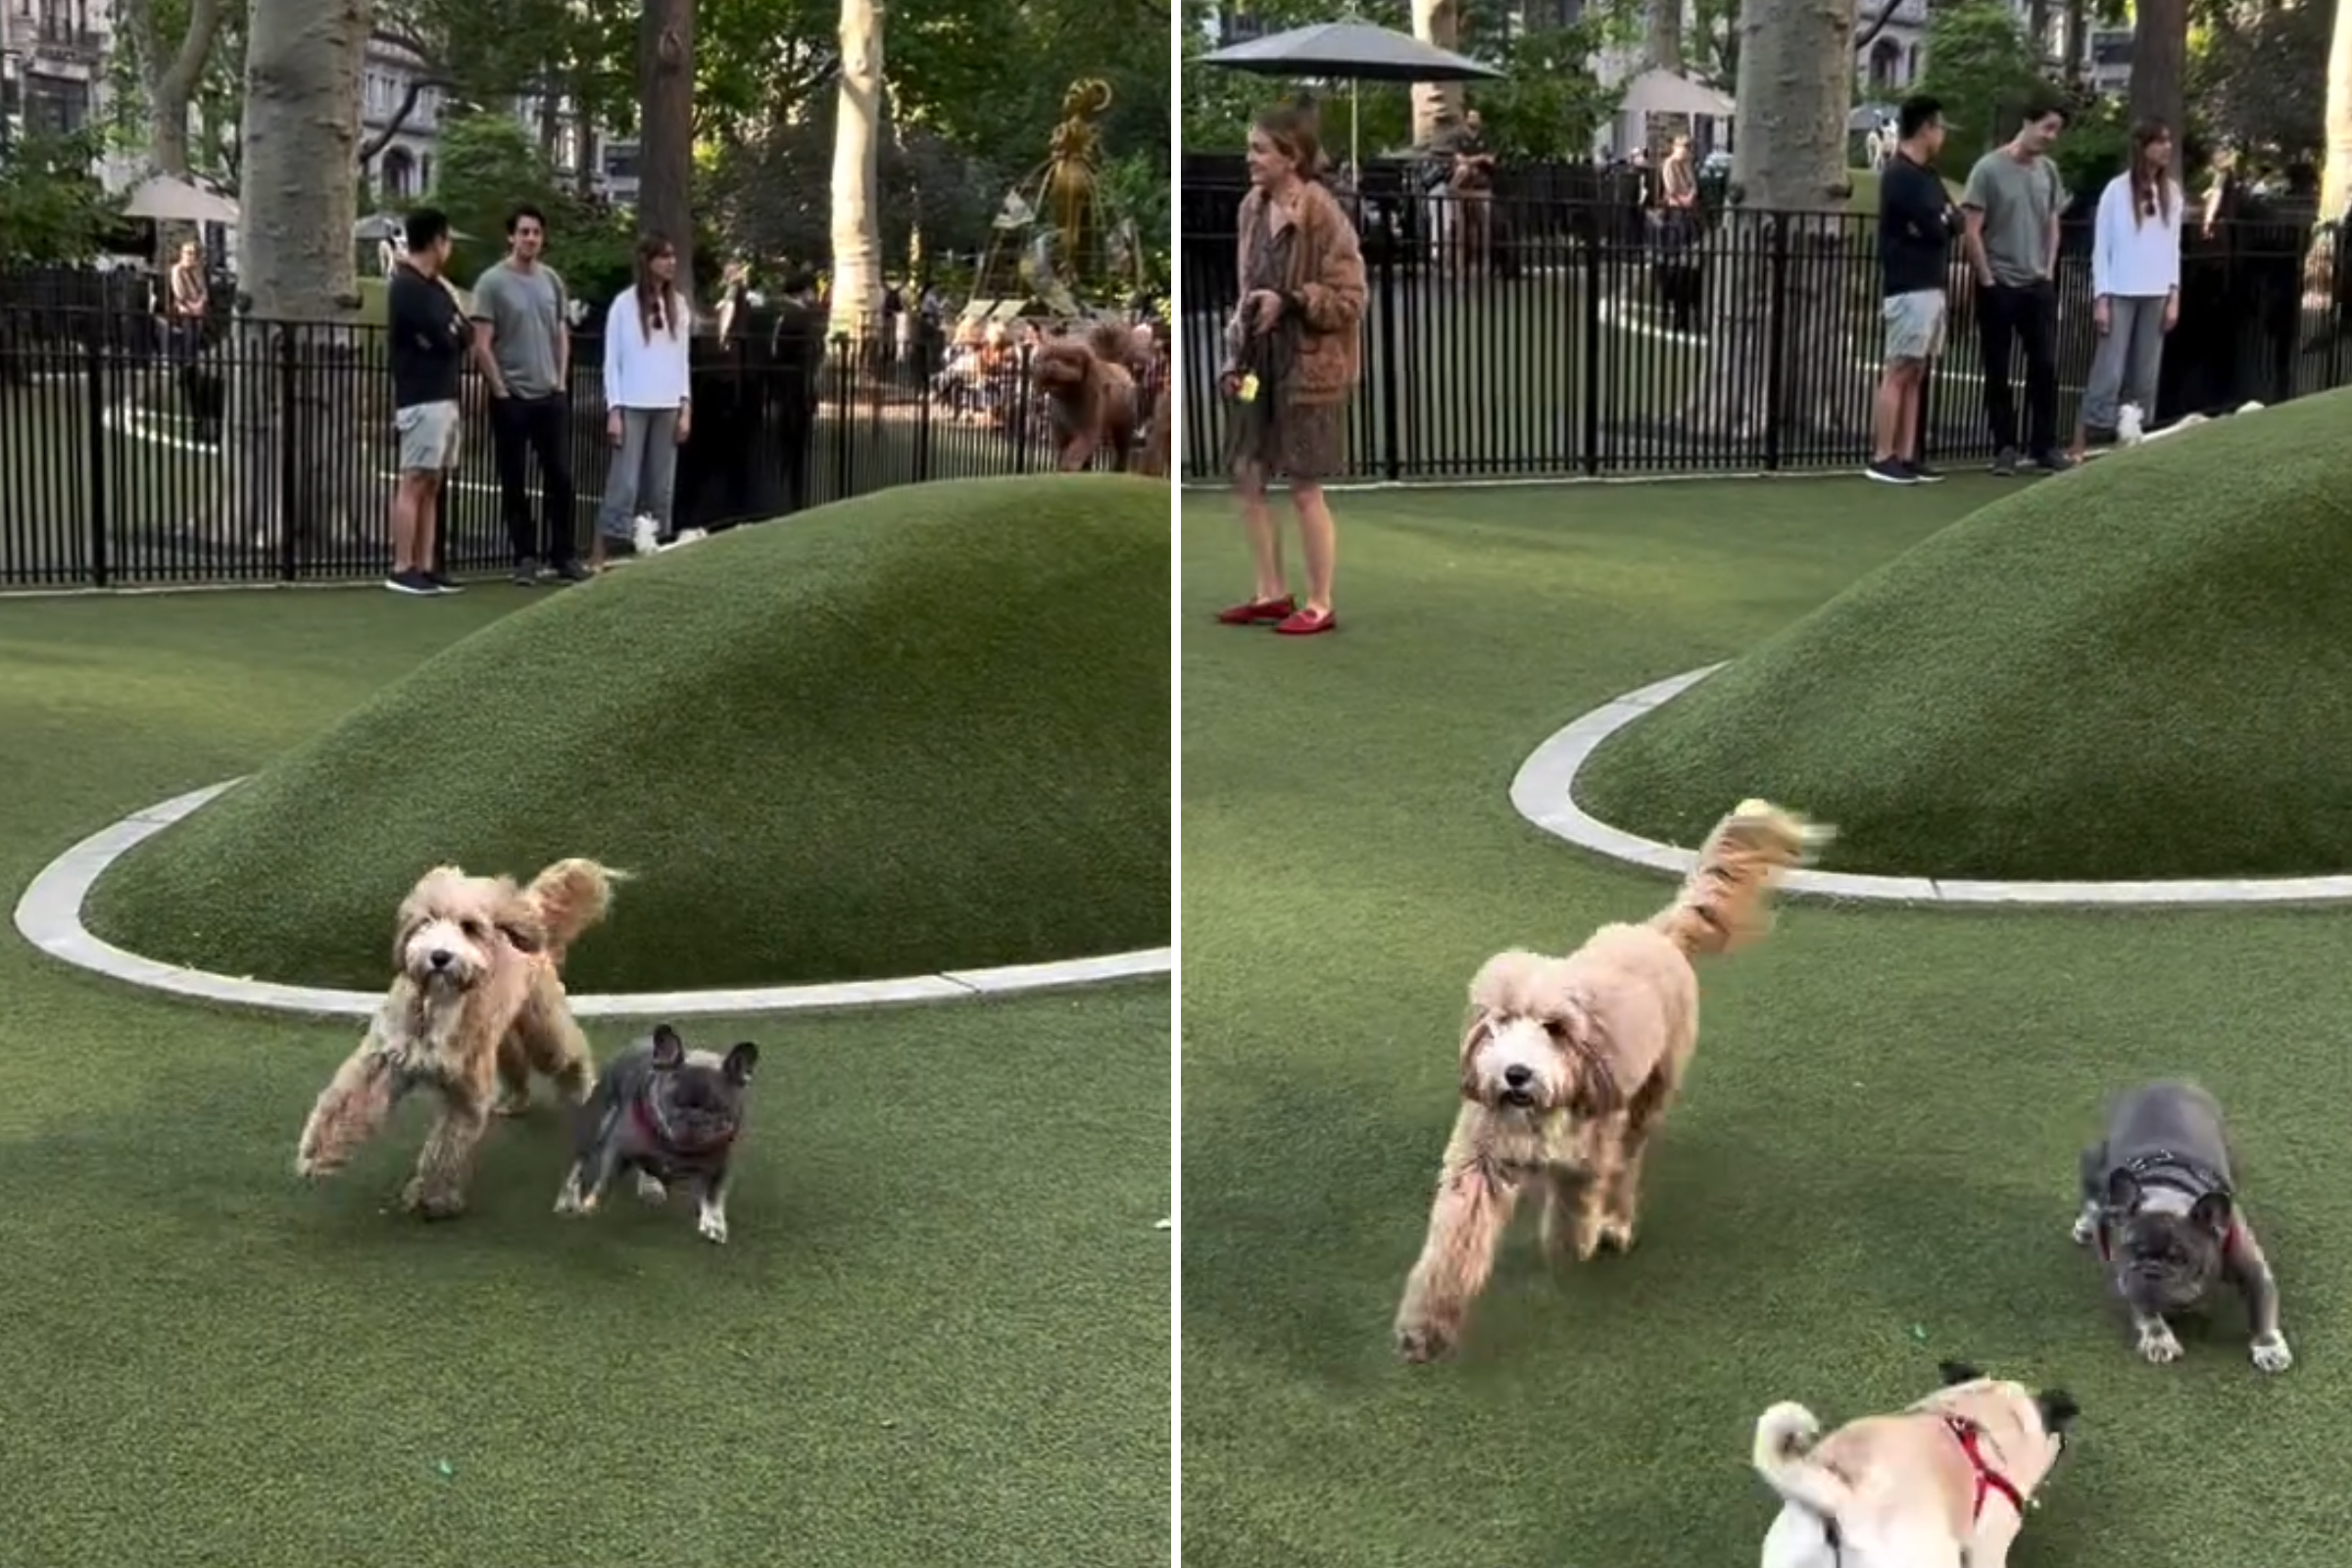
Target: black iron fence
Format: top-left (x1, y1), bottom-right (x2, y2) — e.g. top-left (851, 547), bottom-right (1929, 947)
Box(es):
top-left (0, 303), bottom-right (1167, 590)
top-left (1179, 181), bottom-right (2352, 482)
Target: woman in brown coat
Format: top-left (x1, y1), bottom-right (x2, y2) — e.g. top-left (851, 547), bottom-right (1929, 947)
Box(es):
top-left (1216, 103), bottom-right (1366, 637)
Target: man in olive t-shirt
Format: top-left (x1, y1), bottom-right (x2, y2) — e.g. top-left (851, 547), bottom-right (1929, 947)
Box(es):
top-left (469, 204), bottom-right (588, 584)
top-left (1961, 99), bottom-right (2072, 474)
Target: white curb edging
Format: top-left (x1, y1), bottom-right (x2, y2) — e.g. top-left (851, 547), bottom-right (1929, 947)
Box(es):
top-left (13, 779), bottom-right (1171, 1017)
top-left (1513, 664), bottom-right (2352, 907)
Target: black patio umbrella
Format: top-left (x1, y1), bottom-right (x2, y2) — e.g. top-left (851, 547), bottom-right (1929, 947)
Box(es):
top-left (1198, 20), bottom-right (1504, 170)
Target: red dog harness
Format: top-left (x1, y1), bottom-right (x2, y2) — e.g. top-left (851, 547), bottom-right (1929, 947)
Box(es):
top-left (1943, 1415), bottom-right (2025, 1522)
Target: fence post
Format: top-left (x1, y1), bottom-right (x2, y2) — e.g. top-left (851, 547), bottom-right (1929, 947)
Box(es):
top-left (81, 323), bottom-right (110, 588)
top-left (1375, 234), bottom-right (1400, 482)
top-left (828, 333), bottom-right (853, 501)
top-left (1580, 215), bottom-right (1602, 476)
top-left (1762, 215), bottom-right (1790, 473)
top-left (275, 324), bottom-right (301, 581)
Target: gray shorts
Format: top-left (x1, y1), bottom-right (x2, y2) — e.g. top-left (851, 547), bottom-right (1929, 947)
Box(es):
top-left (394, 399), bottom-right (462, 473)
top-left (1882, 288), bottom-right (1946, 364)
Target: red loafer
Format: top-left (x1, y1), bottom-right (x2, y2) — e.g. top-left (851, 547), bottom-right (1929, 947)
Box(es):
top-left (1217, 595), bottom-right (1295, 625)
top-left (1274, 607), bottom-right (1337, 636)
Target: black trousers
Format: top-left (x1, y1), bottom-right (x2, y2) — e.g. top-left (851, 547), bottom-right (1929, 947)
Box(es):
top-left (774, 399), bottom-right (817, 515)
top-left (488, 393), bottom-right (577, 564)
top-left (1977, 279), bottom-right (2059, 453)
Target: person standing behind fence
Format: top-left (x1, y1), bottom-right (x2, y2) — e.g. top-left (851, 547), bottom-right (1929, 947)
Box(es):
top-left (592, 232), bottom-right (694, 572)
top-left (1216, 101), bottom-right (1365, 639)
top-left (2070, 121), bottom-right (2182, 460)
top-left (1960, 97), bottom-right (2072, 475)
top-left (767, 270), bottom-right (824, 515)
top-left (164, 240), bottom-right (207, 357)
top-left (1866, 95), bottom-right (1956, 485)
top-left (383, 207), bottom-right (470, 597)
top-left (470, 205), bottom-right (590, 587)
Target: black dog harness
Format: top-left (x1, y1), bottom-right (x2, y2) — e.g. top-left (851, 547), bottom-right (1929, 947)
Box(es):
top-left (2094, 1149), bottom-right (2241, 1262)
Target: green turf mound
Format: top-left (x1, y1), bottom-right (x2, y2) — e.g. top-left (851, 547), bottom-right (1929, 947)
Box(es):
top-left (1575, 390), bottom-right (2352, 881)
top-left (86, 474), bottom-right (1169, 991)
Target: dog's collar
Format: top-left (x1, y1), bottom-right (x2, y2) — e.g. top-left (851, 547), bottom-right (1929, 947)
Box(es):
top-left (1943, 1415), bottom-right (2026, 1522)
top-left (630, 1092), bottom-right (735, 1156)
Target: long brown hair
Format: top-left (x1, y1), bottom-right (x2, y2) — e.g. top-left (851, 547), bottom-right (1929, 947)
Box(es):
top-left (1252, 101), bottom-right (1328, 183)
top-left (2128, 121), bottom-right (2175, 229)
top-left (631, 232), bottom-right (681, 342)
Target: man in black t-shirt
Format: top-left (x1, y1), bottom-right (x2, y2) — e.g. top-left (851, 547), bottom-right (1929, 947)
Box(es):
top-left (383, 206), bottom-right (472, 593)
top-left (1867, 94), bottom-right (1956, 486)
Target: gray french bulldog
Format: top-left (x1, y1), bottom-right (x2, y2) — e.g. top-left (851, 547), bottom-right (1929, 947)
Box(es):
top-left (2073, 1079), bottom-right (2289, 1372)
top-left (554, 1023), bottom-right (760, 1245)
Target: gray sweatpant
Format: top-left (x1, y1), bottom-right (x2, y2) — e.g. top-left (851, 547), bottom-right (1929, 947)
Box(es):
top-left (2079, 294), bottom-right (2168, 431)
top-left (598, 406), bottom-right (679, 539)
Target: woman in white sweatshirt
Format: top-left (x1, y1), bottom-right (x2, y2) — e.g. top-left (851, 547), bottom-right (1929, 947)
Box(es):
top-left (2072, 121), bottom-right (2182, 459)
top-left (595, 232), bottom-right (694, 569)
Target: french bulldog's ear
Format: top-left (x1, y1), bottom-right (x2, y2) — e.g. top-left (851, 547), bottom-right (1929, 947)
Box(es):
top-left (2036, 1388), bottom-right (2082, 1436)
top-left (650, 1025), bottom-right (686, 1070)
top-left (1936, 1359), bottom-right (1984, 1387)
top-left (2104, 1169), bottom-right (2144, 1212)
top-left (2189, 1191), bottom-right (2234, 1237)
top-left (723, 1042), bottom-right (760, 1084)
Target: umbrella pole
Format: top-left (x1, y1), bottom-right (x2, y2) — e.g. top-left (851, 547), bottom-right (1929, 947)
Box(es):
top-left (1351, 78), bottom-right (1361, 173)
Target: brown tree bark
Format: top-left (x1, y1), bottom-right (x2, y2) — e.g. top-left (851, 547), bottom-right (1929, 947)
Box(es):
top-left (1644, 0), bottom-right (1685, 74)
top-left (2128, 0), bottom-right (2186, 176)
top-left (220, 0), bottom-right (375, 556)
top-left (828, 0), bottom-right (884, 337)
top-left (637, 0), bottom-right (699, 283)
top-left (120, 0), bottom-right (230, 180)
top-left (1688, 0), bottom-right (1854, 443)
top-left (2324, 0), bottom-right (2352, 220)
top-left (1409, 0), bottom-right (1461, 147)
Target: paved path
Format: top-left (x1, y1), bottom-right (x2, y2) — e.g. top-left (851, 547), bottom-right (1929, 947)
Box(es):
top-left (1513, 664), bottom-right (2352, 907)
top-left (14, 778), bottom-right (1171, 1017)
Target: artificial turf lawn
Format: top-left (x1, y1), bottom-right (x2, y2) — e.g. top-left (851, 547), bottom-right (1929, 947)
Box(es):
top-left (1180, 477), bottom-right (2352, 1568)
top-left (1574, 388), bottom-right (2352, 881)
top-left (82, 473), bottom-right (1171, 992)
top-left (0, 587), bottom-right (1168, 1568)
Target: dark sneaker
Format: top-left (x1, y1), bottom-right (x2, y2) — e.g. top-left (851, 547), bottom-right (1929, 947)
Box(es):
top-left (427, 572), bottom-right (465, 594)
top-left (384, 568), bottom-right (437, 596)
top-left (1905, 460), bottom-right (1945, 483)
top-left (1864, 457), bottom-right (1918, 485)
top-left (513, 556), bottom-right (539, 586)
top-left (550, 559), bottom-right (593, 583)
top-left (2030, 449), bottom-right (2075, 473)
top-left (1989, 446), bottom-right (2019, 475)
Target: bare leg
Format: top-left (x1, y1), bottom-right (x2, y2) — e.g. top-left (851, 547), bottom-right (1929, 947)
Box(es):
top-left (390, 473), bottom-right (429, 572)
top-left (1292, 482), bottom-right (1337, 614)
top-left (1893, 365), bottom-right (1926, 464)
top-left (1870, 361), bottom-right (1919, 463)
top-left (1233, 463), bottom-right (1285, 601)
top-left (415, 474), bottom-right (445, 574)
top-left (1395, 1159), bottom-right (1519, 1362)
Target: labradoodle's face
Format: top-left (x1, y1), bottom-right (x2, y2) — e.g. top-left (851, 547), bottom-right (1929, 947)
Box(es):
top-left (1460, 1011), bottom-right (1571, 1111)
top-left (1034, 343), bottom-right (1091, 390)
top-left (392, 867), bottom-right (540, 991)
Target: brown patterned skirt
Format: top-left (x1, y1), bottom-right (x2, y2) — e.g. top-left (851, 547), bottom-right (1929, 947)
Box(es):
top-left (1225, 393), bottom-right (1344, 484)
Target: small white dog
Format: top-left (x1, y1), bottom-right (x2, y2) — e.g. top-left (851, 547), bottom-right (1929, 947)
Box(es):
top-left (1753, 1360), bottom-right (2080, 1568)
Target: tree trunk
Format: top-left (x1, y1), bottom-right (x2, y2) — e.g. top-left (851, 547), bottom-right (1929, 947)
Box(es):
top-left (219, 0), bottom-right (373, 557)
top-left (1409, 0), bottom-right (1460, 146)
top-left (829, 0), bottom-right (885, 339)
top-left (2128, 0), bottom-right (2186, 177)
top-left (2062, 0), bottom-right (2088, 79)
top-left (121, 0), bottom-right (230, 180)
top-left (1688, 0), bottom-right (1854, 444)
top-left (2027, 0), bottom-right (2052, 60)
top-left (637, 0), bottom-right (698, 283)
top-left (2325, 0), bottom-right (2352, 221)
top-left (1644, 0), bottom-right (1684, 74)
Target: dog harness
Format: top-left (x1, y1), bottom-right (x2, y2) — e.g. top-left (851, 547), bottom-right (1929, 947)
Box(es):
top-left (2093, 1149), bottom-right (2243, 1262)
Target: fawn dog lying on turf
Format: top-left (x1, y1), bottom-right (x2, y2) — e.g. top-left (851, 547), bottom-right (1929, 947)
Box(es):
top-left (1393, 800), bottom-right (1830, 1362)
top-left (294, 858), bottom-right (621, 1218)
top-left (1752, 1359), bottom-right (2080, 1568)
